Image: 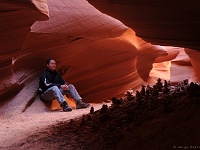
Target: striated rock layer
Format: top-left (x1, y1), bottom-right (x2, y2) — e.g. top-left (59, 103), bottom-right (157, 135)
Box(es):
top-left (88, 0), bottom-right (200, 50)
top-left (0, 0), bottom-right (49, 109)
top-left (0, 0), bottom-right (199, 111)
top-left (88, 0), bottom-right (200, 83)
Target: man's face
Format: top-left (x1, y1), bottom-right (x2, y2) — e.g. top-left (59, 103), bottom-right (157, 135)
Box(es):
top-left (47, 60), bottom-right (56, 71)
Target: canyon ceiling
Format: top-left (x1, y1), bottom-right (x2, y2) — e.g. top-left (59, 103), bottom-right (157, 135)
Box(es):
top-left (0, 0), bottom-right (200, 107)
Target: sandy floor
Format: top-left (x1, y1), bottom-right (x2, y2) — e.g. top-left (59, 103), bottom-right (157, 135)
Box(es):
top-left (0, 99), bottom-right (105, 149)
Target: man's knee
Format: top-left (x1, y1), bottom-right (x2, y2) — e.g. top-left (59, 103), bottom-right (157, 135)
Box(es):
top-left (51, 86), bottom-right (60, 91)
top-left (68, 84), bottom-right (74, 89)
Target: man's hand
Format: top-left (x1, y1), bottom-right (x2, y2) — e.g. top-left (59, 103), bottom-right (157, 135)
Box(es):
top-left (61, 84), bottom-right (69, 90)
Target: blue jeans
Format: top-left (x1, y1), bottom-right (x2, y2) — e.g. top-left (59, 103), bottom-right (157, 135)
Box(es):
top-left (40, 84), bottom-right (82, 106)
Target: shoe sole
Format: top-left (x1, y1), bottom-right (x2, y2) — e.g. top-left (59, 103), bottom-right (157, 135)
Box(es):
top-left (76, 103), bottom-right (90, 109)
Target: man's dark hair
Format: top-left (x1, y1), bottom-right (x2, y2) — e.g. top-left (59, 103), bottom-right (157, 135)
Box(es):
top-left (46, 58), bottom-right (55, 65)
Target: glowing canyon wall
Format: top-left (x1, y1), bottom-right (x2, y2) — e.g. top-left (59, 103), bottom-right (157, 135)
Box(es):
top-left (1, 0), bottom-right (200, 111)
top-left (88, 0), bottom-right (200, 82)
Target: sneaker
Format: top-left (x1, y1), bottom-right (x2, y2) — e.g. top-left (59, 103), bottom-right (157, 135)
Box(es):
top-left (63, 106), bottom-right (72, 112)
top-left (76, 101), bottom-right (90, 109)
top-left (61, 101), bottom-right (72, 112)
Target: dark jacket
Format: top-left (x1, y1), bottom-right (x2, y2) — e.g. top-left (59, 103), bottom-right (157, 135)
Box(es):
top-left (39, 68), bottom-right (66, 94)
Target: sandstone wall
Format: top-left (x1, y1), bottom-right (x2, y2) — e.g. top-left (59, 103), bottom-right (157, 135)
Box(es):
top-left (0, 0), bottom-right (48, 106)
top-left (0, 0), bottom-right (199, 109)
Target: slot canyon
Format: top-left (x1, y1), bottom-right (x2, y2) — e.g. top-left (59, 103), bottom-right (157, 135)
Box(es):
top-left (0, 0), bottom-right (200, 149)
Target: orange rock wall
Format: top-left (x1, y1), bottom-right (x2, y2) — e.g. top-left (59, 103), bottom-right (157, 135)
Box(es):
top-left (88, 0), bottom-right (200, 50)
top-left (0, 0), bottom-right (199, 104)
top-left (0, 0), bottom-right (48, 80)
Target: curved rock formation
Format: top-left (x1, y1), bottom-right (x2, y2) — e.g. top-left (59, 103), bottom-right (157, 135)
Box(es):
top-left (0, 0), bottom-right (49, 107)
top-left (88, 0), bottom-right (200, 50)
top-left (0, 0), bottom-right (199, 111)
top-left (185, 48), bottom-right (200, 81)
top-left (87, 0), bottom-right (200, 87)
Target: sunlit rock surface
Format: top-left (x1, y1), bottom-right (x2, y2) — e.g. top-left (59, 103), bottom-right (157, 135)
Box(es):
top-left (185, 48), bottom-right (200, 81)
top-left (0, 0), bottom-right (199, 112)
top-left (88, 0), bottom-right (200, 50)
top-left (88, 0), bottom-right (200, 86)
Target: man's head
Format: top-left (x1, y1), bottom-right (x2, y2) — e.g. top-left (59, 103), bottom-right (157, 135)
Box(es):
top-left (46, 58), bottom-right (56, 71)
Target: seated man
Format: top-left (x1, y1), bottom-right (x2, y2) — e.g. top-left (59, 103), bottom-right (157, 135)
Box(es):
top-left (39, 58), bottom-right (90, 112)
